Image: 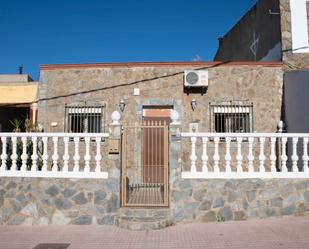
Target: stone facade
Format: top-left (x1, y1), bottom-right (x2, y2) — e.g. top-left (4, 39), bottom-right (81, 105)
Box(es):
top-left (38, 63), bottom-right (283, 133)
top-left (37, 62), bottom-right (284, 175)
top-left (33, 62), bottom-right (286, 228)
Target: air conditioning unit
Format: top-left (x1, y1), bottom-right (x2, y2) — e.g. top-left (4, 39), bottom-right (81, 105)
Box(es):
top-left (184, 70), bottom-right (208, 87)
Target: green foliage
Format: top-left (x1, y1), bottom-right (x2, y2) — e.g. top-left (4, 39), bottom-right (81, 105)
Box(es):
top-left (5, 116), bottom-right (43, 170)
top-left (9, 118), bottom-right (23, 132)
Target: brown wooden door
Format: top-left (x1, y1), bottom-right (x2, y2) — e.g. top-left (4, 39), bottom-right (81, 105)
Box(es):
top-left (142, 111), bottom-right (171, 184)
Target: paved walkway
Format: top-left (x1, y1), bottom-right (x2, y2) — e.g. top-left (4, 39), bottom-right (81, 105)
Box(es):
top-left (0, 216), bottom-right (309, 249)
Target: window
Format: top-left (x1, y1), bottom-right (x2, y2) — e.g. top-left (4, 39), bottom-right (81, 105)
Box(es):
top-left (210, 102), bottom-right (253, 133)
top-left (65, 105), bottom-right (105, 133)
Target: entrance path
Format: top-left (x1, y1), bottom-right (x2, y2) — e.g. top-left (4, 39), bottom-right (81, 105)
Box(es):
top-left (0, 216), bottom-right (309, 249)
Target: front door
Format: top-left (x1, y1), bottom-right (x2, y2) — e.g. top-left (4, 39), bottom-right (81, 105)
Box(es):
top-left (142, 110), bottom-right (171, 184)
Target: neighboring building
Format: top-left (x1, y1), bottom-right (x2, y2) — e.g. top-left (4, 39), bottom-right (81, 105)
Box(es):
top-left (214, 0), bottom-right (282, 62)
top-left (214, 0), bottom-right (309, 69)
top-left (214, 0), bottom-right (309, 133)
top-left (0, 74), bottom-right (38, 132)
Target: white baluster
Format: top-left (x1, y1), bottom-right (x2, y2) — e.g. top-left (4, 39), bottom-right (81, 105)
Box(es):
top-left (190, 137), bottom-right (197, 173)
top-left (292, 137), bottom-right (299, 172)
top-left (248, 137), bottom-right (254, 173)
top-left (270, 137), bottom-right (277, 173)
top-left (95, 137), bottom-right (102, 173)
top-left (225, 137), bottom-right (232, 174)
top-left (73, 137), bottom-right (80, 172)
top-left (236, 137), bottom-right (243, 173)
top-left (201, 137), bottom-right (208, 173)
top-left (302, 137), bottom-right (309, 173)
top-left (258, 137), bottom-right (266, 173)
top-left (213, 137), bottom-right (220, 173)
top-left (52, 137), bottom-right (59, 172)
top-left (281, 137), bottom-right (288, 173)
top-left (84, 137), bottom-right (91, 172)
top-left (10, 137), bottom-right (18, 171)
top-left (63, 137), bottom-right (70, 172)
top-left (31, 137), bottom-right (38, 172)
top-left (20, 136), bottom-right (28, 171)
top-left (0, 137), bottom-right (7, 171)
top-left (42, 137), bottom-right (48, 171)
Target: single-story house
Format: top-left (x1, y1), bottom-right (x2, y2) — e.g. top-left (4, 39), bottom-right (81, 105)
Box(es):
top-left (1, 0), bottom-right (309, 230)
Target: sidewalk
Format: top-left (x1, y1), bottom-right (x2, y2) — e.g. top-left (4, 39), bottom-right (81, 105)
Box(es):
top-left (0, 216), bottom-right (309, 249)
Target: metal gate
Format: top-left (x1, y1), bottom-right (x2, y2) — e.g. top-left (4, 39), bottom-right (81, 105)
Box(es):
top-left (121, 121), bottom-right (169, 207)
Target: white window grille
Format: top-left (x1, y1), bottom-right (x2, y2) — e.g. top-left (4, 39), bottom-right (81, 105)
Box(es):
top-left (210, 102), bottom-right (254, 133)
top-left (65, 105), bottom-right (105, 133)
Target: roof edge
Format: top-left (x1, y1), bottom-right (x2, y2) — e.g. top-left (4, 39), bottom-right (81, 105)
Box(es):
top-left (40, 61), bottom-right (283, 70)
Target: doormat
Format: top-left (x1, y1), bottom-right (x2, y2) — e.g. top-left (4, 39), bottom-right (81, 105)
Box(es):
top-left (32, 244), bottom-right (70, 249)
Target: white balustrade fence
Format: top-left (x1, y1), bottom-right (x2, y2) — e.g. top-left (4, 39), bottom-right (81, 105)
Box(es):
top-left (181, 133), bottom-right (309, 179)
top-left (0, 133), bottom-right (109, 178)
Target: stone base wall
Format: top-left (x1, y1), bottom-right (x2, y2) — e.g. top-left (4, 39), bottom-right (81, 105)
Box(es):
top-left (170, 179), bottom-right (309, 223)
top-left (2, 177), bottom-right (309, 226)
top-left (0, 177), bottom-right (119, 225)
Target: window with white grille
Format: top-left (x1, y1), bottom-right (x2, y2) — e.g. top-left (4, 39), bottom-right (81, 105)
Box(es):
top-left (210, 102), bottom-right (253, 133)
top-left (64, 105), bottom-right (105, 133)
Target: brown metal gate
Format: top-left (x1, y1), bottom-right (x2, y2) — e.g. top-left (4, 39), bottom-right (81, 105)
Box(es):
top-left (121, 121), bottom-right (169, 207)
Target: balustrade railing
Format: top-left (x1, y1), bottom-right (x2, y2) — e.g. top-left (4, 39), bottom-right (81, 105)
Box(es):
top-left (0, 133), bottom-right (109, 178)
top-left (181, 133), bottom-right (309, 178)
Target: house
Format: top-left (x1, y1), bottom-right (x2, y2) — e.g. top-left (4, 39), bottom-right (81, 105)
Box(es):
top-left (0, 74), bottom-right (38, 132)
top-left (1, 0), bottom-right (309, 230)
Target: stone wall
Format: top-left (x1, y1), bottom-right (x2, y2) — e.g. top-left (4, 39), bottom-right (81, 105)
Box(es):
top-left (169, 132), bottom-right (309, 223)
top-left (170, 178), bottom-right (309, 223)
top-left (0, 177), bottom-right (119, 225)
top-left (2, 176), bottom-right (309, 226)
top-left (38, 63), bottom-right (283, 134)
top-left (0, 144), bottom-right (121, 226)
top-left (280, 0), bottom-right (309, 70)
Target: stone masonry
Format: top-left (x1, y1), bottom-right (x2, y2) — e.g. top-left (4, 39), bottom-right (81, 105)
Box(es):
top-left (32, 62), bottom-right (286, 228)
top-left (38, 63), bottom-right (283, 134)
top-left (2, 177), bottom-right (309, 225)
top-left (280, 0), bottom-right (309, 70)
top-left (171, 178), bottom-right (309, 223)
top-left (0, 177), bottom-right (119, 225)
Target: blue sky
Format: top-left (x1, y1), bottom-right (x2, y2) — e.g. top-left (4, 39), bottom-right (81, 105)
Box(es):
top-left (0, 0), bottom-right (256, 79)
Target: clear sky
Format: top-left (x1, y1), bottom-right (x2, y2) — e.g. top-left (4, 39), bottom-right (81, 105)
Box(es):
top-left (0, 0), bottom-right (256, 80)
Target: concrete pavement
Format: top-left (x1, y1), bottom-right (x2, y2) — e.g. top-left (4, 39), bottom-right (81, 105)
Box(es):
top-left (0, 216), bottom-right (309, 249)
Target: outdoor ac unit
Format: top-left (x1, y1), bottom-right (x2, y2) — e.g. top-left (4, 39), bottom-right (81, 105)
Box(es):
top-left (184, 70), bottom-right (208, 87)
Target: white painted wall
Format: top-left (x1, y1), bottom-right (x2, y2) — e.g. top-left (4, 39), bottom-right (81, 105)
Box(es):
top-left (290, 0), bottom-right (309, 53)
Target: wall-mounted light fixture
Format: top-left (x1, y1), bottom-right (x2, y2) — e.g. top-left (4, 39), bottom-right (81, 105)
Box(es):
top-left (191, 99), bottom-right (197, 111)
top-left (119, 99), bottom-right (126, 112)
